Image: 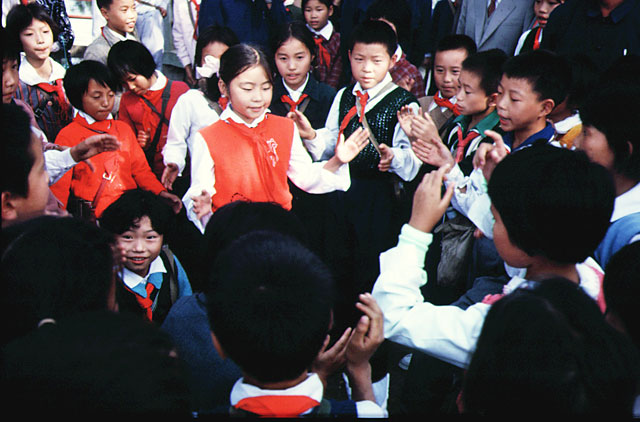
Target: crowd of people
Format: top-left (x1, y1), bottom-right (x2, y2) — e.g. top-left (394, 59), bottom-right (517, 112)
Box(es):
top-left (1, 0), bottom-right (639, 417)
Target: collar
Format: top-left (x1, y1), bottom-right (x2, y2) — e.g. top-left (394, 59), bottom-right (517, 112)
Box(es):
top-left (220, 105), bottom-right (269, 128)
top-left (230, 373), bottom-right (324, 416)
top-left (611, 182), bottom-right (640, 222)
top-left (102, 25), bottom-right (136, 43)
top-left (149, 71), bottom-right (168, 91)
top-left (393, 44), bottom-right (403, 61)
top-left (352, 72), bottom-right (393, 97)
top-left (77, 109), bottom-right (113, 125)
top-left (121, 256), bottom-right (166, 297)
top-left (502, 121), bottom-right (555, 152)
top-left (553, 112), bottom-right (581, 134)
top-left (586, 0), bottom-right (635, 22)
top-left (307, 20), bottom-right (333, 41)
top-left (429, 91), bottom-right (457, 112)
top-left (453, 109), bottom-right (499, 135)
top-left (283, 73), bottom-right (310, 102)
top-left (18, 53), bottom-right (66, 85)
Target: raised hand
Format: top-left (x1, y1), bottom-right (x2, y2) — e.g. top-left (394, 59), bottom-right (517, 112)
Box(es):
top-left (158, 191), bottom-right (182, 214)
top-left (137, 129), bottom-right (150, 149)
top-left (397, 105), bottom-right (416, 139)
top-left (412, 135), bottom-right (454, 168)
top-left (473, 129), bottom-right (509, 181)
top-left (70, 134), bottom-right (120, 162)
top-left (411, 111), bottom-right (441, 144)
top-left (161, 162), bottom-right (180, 190)
top-left (377, 143), bottom-right (394, 172)
top-left (311, 327), bottom-right (352, 387)
top-left (346, 293), bottom-right (385, 371)
top-left (408, 164), bottom-right (455, 233)
top-left (191, 190), bottom-right (212, 219)
top-left (334, 127), bottom-right (370, 164)
top-left (287, 109), bottom-right (316, 140)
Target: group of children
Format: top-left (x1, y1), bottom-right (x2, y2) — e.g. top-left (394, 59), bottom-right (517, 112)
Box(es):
top-left (1, 0), bottom-right (640, 417)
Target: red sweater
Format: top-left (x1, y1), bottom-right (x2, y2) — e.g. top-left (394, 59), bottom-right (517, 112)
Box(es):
top-left (50, 115), bottom-right (166, 217)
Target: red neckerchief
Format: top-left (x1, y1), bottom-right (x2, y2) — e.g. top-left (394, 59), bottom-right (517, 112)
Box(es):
top-left (532, 20), bottom-right (544, 50)
top-left (280, 93), bottom-right (308, 112)
top-left (124, 281), bottom-right (156, 321)
top-left (36, 79), bottom-right (70, 120)
top-left (338, 90), bottom-right (368, 140)
top-left (314, 36), bottom-right (331, 69)
top-left (218, 95), bottom-right (229, 110)
top-left (190, 0), bottom-right (200, 40)
top-left (234, 395), bottom-right (320, 417)
top-left (455, 126), bottom-right (480, 163)
top-left (433, 91), bottom-right (461, 116)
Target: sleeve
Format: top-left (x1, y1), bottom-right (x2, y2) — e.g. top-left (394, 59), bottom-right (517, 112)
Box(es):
top-left (514, 29), bottom-right (529, 56)
top-left (172, 0), bottom-right (194, 67)
top-left (446, 167), bottom-right (495, 238)
top-left (163, 93), bottom-right (190, 173)
top-left (182, 132), bottom-right (215, 234)
top-left (126, 125), bottom-right (166, 194)
top-left (48, 129), bottom-right (78, 207)
top-left (117, 95), bottom-right (137, 134)
top-left (389, 101), bottom-right (423, 181)
top-left (197, 0), bottom-right (223, 34)
top-left (454, 0), bottom-right (467, 35)
top-left (44, 148), bottom-right (77, 185)
top-left (371, 223), bottom-right (490, 369)
top-left (305, 87), bottom-right (345, 161)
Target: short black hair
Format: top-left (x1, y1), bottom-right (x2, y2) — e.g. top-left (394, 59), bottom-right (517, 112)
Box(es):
top-left (99, 188), bottom-right (175, 236)
top-left (563, 54), bottom-right (599, 113)
top-left (1, 26), bottom-right (21, 63)
top-left (502, 49), bottom-right (571, 107)
top-left (218, 43), bottom-right (273, 86)
top-left (1, 103), bottom-right (35, 198)
top-left (488, 144), bottom-right (615, 264)
top-left (272, 21), bottom-right (318, 64)
top-left (301, 0), bottom-right (333, 9)
top-left (348, 19), bottom-right (397, 57)
top-left (205, 230), bottom-right (334, 384)
top-left (63, 60), bottom-right (119, 112)
top-left (97, 0), bottom-right (116, 9)
top-left (434, 34), bottom-right (477, 58)
top-left (579, 83), bottom-right (640, 181)
top-left (461, 49), bottom-right (508, 96)
top-left (5, 3), bottom-right (60, 48)
top-left (364, 0), bottom-right (412, 48)
top-left (194, 25), bottom-right (239, 69)
top-left (107, 40), bottom-right (156, 82)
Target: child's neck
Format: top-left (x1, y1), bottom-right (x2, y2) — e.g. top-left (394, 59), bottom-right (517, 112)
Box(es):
top-left (512, 119), bottom-right (547, 150)
top-left (244, 371), bottom-right (308, 390)
top-left (469, 106), bottom-right (495, 129)
top-left (107, 23), bottom-right (127, 38)
top-left (614, 173), bottom-right (638, 197)
top-left (26, 55), bottom-right (52, 80)
top-left (525, 259), bottom-right (580, 285)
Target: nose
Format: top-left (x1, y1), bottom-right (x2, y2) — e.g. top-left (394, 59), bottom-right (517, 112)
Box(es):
top-left (127, 80), bottom-right (137, 91)
top-left (132, 238), bottom-right (145, 252)
top-left (496, 93), bottom-right (507, 111)
top-left (35, 31), bottom-right (44, 44)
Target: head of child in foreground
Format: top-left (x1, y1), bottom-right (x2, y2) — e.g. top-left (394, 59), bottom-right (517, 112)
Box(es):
top-left (100, 189), bottom-right (174, 278)
top-left (1, 103), bottom-right (49, 226)
top-left (273, 22), bottom-right (316, 91)
top-left (2, 27), bottom-right (21, 104)
top-left (455, 49), bottom-right (507, 117)
top-left (5, 3), bottom-right (58, 66)
top-left (205, 230), bottom-right (334, 384)
top-left (432, 34), bottom-right (477, 100)
top-left (217, 43), bottom-right (274, 124)
top-left (98, 0), bottom-right (137, 37)
top-left (302, 0), bottom-right (333, 32)
top-left (348, 20), bottom-right (398, 90)
top-left (64, 60), bottom-right (118, 121)
top-left (107, 40), bottom-right (157, 96)
top-left (496, 50), bottom-right (570, 134)
top-left (534, 0), bottom-right (564, 27)
top-left (487, 145), bottom-right (614, 270)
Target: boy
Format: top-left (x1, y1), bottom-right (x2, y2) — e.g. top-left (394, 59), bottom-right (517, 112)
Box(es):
top-left (514, 0), bottom-right (564, 55)
top-left (100, 188), bottom-right (193, 324)
top-left (419, 34), bottom-right (477, 135)
top-left (372, 144), bottom-right (616, 370)
top-left (303, 0), bottom-right (342, 89)
top-left (83, 0), bottom-right (138, 65)
top-left (204, 230), bottom-right (386, 417)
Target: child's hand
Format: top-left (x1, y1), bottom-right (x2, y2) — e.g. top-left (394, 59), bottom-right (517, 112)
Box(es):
top-left (411, 111), bottom-right (441, 144)
top-left (137, 129), bottom-right (150, 149)
top-left (346, 293), bottom-right (384, 372)
top-left (158, 191), bottom-right (182, 214)
top-left (397, 76), bottom-right (416, 93)
top-left (397, 105), bottom-right (415, 139)
top-left (161, 163), bottom-right (180, 190)
top-left (70, 134), bottom-right (120, 162)
top-left (287, 109), bottom-right (316, 140)
top-left (311, 327), bottom-right (352, 388)
top-left (412, 136), bottom-right (454, 168)
top-left (334, 127), bottom-right (370, 164)
top-left (408, 164), bottom-right (455, 233)
top-left (158, 6), bottom-right (167, 17)
top-left (473, 130), bottom-right (508, 181)
top-left (377, 143), bottom-right (394, 172)
top-left (191, 190), bottom-right (212, 219)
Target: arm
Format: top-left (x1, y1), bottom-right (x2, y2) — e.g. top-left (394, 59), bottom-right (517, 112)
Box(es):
top-left (388, 102), bottom-right (423, 181)
top-left (162, 94), bottom-right (191, 179)
top-left (172, 0), bottom-right (195, 69)
top-left (182, 132), bottom-right (216, 233)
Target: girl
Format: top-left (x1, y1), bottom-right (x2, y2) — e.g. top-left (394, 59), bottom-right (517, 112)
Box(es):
top-left (6, 3), bottom-right (72, 143)
top-left (302, 0), bottom-right (342, 89)
top-left (183, 43), bottom-right (371, 233)
top-left (514, 0), bottom-right (564, 55)
top-left (107, 40), bottom-right (190, 181)
top-left (161, 26), bottom-right (239, 195)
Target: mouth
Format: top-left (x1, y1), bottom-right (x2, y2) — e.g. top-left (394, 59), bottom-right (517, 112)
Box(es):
top-left (127, 256), bottom-right (148, 265)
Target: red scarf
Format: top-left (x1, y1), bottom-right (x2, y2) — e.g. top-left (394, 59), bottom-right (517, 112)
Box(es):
top-left (191, 0), bottom-right (200, 40)
top-left (234, 395), bottom-right (320, 417)
top-left (37, 79), bottom-right (71, 121)
top-left (455, 127), bottom-right (480, 163)
top-left (532, 20), bottom-right (544, 50)
top-left (280, 93), bottom-right (308, 112)
top-left (218, 95), bottom-right (229, 110)
top-left (314, 36), bottom-right (331, 69)
top-left (132, 282), bottom-right (156, 321)
top-left (433, 91), bottom-right (461, 116)
top-left (338, 90), bottom-right (368, 141)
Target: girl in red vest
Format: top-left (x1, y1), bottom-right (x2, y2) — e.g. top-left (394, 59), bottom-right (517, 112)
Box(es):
top-left (184, 43), bottom-right (371, 233)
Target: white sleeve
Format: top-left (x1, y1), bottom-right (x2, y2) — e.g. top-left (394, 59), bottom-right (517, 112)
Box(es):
top-left (172, 0), bottom-right (194, 67)
top-left (44, 148), bottom-right (77, 185)
top-left (182, 132), bottom-right (215, 233)
top-left (371, 224), bottom-right (490, 369)
top-left (389, 101), bottom-right (422, 181)
top-left (304, 87), bottom-right (345, 161)
top-left (163, 94), bottom-right (191, 173)
top-left (514, 30), bottom-right (529, 56)
top-left (447, 167), bottom-right (495, 238)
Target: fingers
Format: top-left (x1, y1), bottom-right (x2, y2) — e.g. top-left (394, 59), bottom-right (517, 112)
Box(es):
top-left (355, 293), bottom-right (383, 338)
top-left (484, 129), bottom-right (505, 150)
top-left (319, 334), bottom-right (331, 354)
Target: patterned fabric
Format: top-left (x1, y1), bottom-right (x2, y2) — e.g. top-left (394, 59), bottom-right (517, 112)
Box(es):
top-left (312, 30), bottom-right (342, 89)
top-left (36, 0), bottom-right (74, 62)
top-left (389, 53), bottom-right (426, 99)
top-left (14, 81), bottom-right (72, 143)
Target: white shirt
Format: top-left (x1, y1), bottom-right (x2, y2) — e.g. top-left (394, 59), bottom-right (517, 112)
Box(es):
top-left (283, 74), bottom-right (310, 103)
top-left (308, 73), bottom-right (422, 181)
top-left (611, 182), bottom-right (640, 244)
top-left (553, 112), bottom-right (581, 136)
top-left (19, 53), bottom-right (66, 86)
top-left (102, 24), bottom-right (137, 43)
top-left (172, 0), bottom-right (199, 67)
top-left (183, 106), bottom-right (351, 233)
top-left (121, 255), bottom-right (166, 292)
top-left (306, 20), bottom-right (334, 41)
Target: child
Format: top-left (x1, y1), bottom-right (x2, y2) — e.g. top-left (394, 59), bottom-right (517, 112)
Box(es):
top-left (514, 0), bottom-right (564, 55)
top-left (172, 0), bottom-right (201, 87)
top-left (6, 3), bottom-right (72, 143)
top-left (133, 0), bottom-right (167, 70)
top-left (100, 188), bottom-right (193, 324)
top-left (419, 34), bottom-right (477, 135)
top-left (49, 60), bottom-right (181, 219)
top-left (162, 25), bottom-right (238, 195)
top-left (83, 0), bottom-right (138, 65)
top-left (107, 40), bottom-right (190, 180)
top-left (204, 230), bottom-right (386, 417)
top-left (183, 43), bottom-right (370, 234)
top-left (372, 144), bottom-right (616, 370)
top-left (302, 0), bottom-right (342, 89)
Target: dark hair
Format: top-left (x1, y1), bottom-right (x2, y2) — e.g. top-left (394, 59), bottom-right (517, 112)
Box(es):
top-left (348, 19), bottom-right (397, 57)
top-left (194, 25), bottom-right (239, 69)
top-left (1, 103), bottom-right (35, 198)
top-left (488, 145), bottom-right (615, 264)
top-left (462, 277), bottom-right (640, 415)
top-left (5, 3), bottom-right (60, 49)
top-left (461, 49), bottom-right (508, 96)
top-left (0, 216), bottom-right (116, 346)
top-left (99, 188), bottom-right (175, 236)
top-left (502, 49), bottom-right (571, 107)
top-left (603, 242), bottom-right (640, 351)
top-left (1, 310), bottom-right (192, 416)
top-left (434, 34), bottom-right (477, 58)
top-left (63, 60), bottom-right (119, 112)
top-left (301, 0), bottom-right (333, 10)
top-left (564, 54), bottom-right (599, 113)
top-left (97, 0), bottom-right (116, 10)
top-left (579, 83), bottom-right (640, 181)
top-left (599, 54), bottom-right (640, 89)
top-left (205, 230), bottom-right (333, 383)
top-left (107, 40), bottom-right (156, 82)
top-left (364, 0), bottom-right (412, 48)
top-left (272, 21), bottom-right (318, 72)
top-left (1, 26), bottom-right (21, 62)
top-left (218, 43), bottom-right (273, 86)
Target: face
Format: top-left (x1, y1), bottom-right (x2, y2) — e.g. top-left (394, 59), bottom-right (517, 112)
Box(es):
top-left (303, 0), bottom-right (332, 31)
top-left (15, 133), bottom-right (50, 221)
top-left (117, 216), bottom-right (163, 277)
top-left (573, 125), bottom-right (616, 172)
top-left (491, 204), bottom-right (532, 269)
top-left (19, 19), bottom-right (53, 63)
top-left (534, 0), bottom-right (562, 27)
top-left (82, 79), bottom-right (116, 121)
top-left (123, 72), bottom-right (154, 96)
top-left (275, 37), bottom-right (312, 90)
top-left (221, 64), bottom-right (272, 124)
top-left (101, 0), bottom-right (137, 35)
top-left (456, 69), bottom-right (493, 116)
top-left (433, 48), bottom-right (467, 99)
top-left (200, 41), bottom-right (229, 65)
top-left (349, 42), bottom-right (396, 90)
top-left (495, 76), bottom-right (548, 133)
top-left (2, 58), bottom-right (19, 104)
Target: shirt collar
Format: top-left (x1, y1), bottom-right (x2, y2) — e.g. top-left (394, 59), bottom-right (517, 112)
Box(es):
top-left (149, 71), bottom-right (167, 91)
top-left (283, 73), bottom-right (310, 102)
top-left (102, 25), bottom-right (136, 42)
top-left (220, 105), bottom-right (269, 128)
top-left (586, 0), bottom-right (634, 22)
top-left (502, 121), bottom-right (555, 152)
top-left (553, 112), bottom-right (581, 135)
top-left (121, 256), bottom-right (166, 297)
top-left (453, 109), bottom-right (499, 134)
top-left (307, 20), bottom-right (333, 41)
top-left (393, 44), bottom-right (403, 60)
top-left (611, 182), bottom-right (640, 222)
top-left (352, 72), bottom-right (393, 97)
top-left (18, 53), bottom-right (66, 85)
top-left (77, 109), bottom-right (113, 125)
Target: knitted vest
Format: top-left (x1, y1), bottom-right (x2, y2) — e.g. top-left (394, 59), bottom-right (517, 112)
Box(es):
top-left (200, 114), bottom-right (294, 211)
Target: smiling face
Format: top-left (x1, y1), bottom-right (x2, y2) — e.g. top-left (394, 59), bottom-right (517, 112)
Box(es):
top-left (303, 0), bottom-right (333, 31)
top-left (2, 58), bottom-right (19, 104)
top-left (220, 64), bottom-right (272, 124)
top-left (19, 19), bottom-right (53, 64)
top-left (349, 42), bottom-right (396, 90)
top-left (275, 37), bottom-right (313, 91)
top-left (81, 79), bottom-right (115, 121)
top-left (433, 48), bottom-right (467, 99)
top-left (101, 0), bottom-right (137, 36)
top-left (117, 215), bottom-right (163, 277)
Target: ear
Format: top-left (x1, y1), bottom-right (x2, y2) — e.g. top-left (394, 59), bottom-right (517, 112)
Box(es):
top-left (390, 53), bottom-right (398, 68)
top-left (487, 92), bottom-right (498, 108)
top-left (1, 191), bottom-right (19, 224)
top-left (627, 140), bottom-right (634, 158)
top-left (328, 5), bottom-right (334, 17)
top-left (210, 331), bottom-right (227, 360)
top-left (540, 98), bottom-right (555, 117)
top-left (218, 78), bottom-right (228, 98)
top-left (99, 7), bottom-right (109, 20)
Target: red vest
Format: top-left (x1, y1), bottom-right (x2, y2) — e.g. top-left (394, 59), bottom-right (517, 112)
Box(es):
top-left (200, 114), bottom-right (294, 211)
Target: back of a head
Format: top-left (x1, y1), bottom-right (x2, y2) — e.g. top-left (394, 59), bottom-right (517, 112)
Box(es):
top-left (1, 25), bottom-right (21, 63)
top-left (348, 19), bottom-right (397, 57)
top-left (461, 49), bottom-right (508, 95)
top-left (205, 230), bottom-right (333, 384)
top-left (100, 188), bottom-right (175, 236)
top-left (488, 144), bottom-right (615, 264)
top-left (1, 102), bottom-right (34, 202)
top-left (107, 40), bottom-right (156, 82)
top-left (63, 60), bottom-right (119, 111)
